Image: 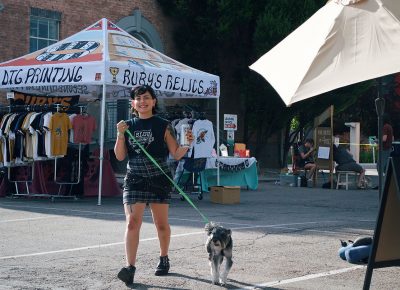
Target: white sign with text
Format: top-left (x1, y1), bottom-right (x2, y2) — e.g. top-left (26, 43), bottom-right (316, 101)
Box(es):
top-left (224, 114), bottom-right (237, 131)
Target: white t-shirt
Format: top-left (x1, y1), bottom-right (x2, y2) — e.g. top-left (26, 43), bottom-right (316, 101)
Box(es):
top-left (28, 113), bottom-right (42, 160)
top-left (68, 114), bottom-right (77, 143)
top-left (188, 119), bottom-right (215, 158)
top-left (43, 112), bottom-right (53, 157)
top-left (174, 118), bottom-right (190, 143)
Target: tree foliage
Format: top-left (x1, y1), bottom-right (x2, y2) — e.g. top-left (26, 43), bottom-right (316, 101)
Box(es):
top-left (157, 0), bottom-right (373, 166)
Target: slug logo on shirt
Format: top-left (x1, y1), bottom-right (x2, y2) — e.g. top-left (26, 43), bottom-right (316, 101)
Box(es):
top-left (196, 129), bottom-right (208, 144)
top-left (55, 127), bottom-right (62, 136)
top-left (128, 130), bottom-right (154, 154)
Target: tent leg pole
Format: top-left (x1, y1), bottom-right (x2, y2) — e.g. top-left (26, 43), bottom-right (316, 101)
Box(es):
top-left (98, 83), bottom-right (106, 206)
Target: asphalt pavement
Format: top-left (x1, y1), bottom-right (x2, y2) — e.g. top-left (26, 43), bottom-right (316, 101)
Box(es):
top-left (0, 173), bottom-right (399, 290)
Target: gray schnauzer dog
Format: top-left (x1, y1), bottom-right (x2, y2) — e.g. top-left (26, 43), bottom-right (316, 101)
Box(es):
top-left (205, 222), bottom-right (233, 285)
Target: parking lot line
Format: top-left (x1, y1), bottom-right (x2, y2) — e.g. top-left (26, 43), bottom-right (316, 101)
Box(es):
top-left (0, 202), bottom-right (126, 217)
top-left (0, 216), bottom-right (60, 223)
top-left (0, 230), bottom-right (205, 260)
top-left (242, 265), bottom-right (364, 289)
top-left (0, 218), bottom-right (373, 261)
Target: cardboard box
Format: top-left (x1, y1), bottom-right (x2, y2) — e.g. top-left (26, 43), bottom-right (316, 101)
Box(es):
top-left (210, 186), bottom-right (240, 204)
top-left (234, 143), bottom-right (246, 158)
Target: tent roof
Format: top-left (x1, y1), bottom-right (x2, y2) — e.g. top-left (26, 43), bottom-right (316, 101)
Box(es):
top-left (0, 18), bottom-right (220, 99)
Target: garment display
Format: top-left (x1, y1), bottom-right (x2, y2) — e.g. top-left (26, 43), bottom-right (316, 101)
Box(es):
top-left (42, 112), bottom-right (53, 158)
top-left (0, 105), bottom-right (97, 166)
top-left (49, 112), bottom-right (72, 156)
top-left (68, 114), bottom-right (77, 143)
top-left (174, 117), bottom-right (190, 144)
top-left (71, 114), bottom-right (96, 144)
top-left (0, 103), bottom-right (112, 198)
top-left (188, 118), bottom-right (215, 158)
top-left (86, 100), bottom-right (105, 143)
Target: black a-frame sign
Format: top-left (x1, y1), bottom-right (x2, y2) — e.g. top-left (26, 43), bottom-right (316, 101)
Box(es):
top-left (363, 157), bottom-right (400, 289)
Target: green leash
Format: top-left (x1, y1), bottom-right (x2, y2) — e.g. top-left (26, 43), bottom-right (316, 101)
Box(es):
top-left (125, 130), bottom-right (209, 224)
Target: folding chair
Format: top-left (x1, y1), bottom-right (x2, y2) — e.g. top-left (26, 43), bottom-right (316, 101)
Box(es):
top-left (175, 157), bottom-right (207, 200)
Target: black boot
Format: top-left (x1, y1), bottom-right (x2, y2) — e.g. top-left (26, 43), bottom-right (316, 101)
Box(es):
top-left (117, 265), bottom-right (136, 286)
top-left (155, 255), bottom-right (170, 276)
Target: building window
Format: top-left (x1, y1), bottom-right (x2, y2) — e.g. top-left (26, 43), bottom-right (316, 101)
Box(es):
top-left (113, 11), bottom-right (164, 140)
top-left (29, 8), bottom-right (61, 52)
top-left (130, 31), bottom-right (152, 46)
top-left (116, 10), bottom-right (164, 53)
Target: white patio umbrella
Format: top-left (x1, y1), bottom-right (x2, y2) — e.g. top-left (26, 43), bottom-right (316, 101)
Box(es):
top-left (250, 0), bottom-right (400, 189)
top-left (250, 2), bottom-right (400, 287)
top-left (249, 0), bottom-right (400, 106)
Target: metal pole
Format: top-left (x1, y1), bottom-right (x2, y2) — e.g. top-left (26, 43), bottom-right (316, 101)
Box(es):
top-left (98, 83), bottom-right (106, 206)
top-left (375, 78), bottom-right (385, 200)
top-left (217, 98), bottom-right (220, 185)
top-left (363, 262), bottom-right (374, 290)
top-left (98, 18), bottom-right (107, 206)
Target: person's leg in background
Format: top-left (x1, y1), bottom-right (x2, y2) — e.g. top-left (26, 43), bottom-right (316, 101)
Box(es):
top-left (381, 149), bottom-right (391, 176)
top-left (337, 162), bottom-right (366, 188)
top-left (304, 162), bottom-right (316, 185)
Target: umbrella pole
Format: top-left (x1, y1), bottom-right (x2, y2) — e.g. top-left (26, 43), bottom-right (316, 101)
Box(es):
top-left (375, 79), bottom-right (385, 200)
top-left (217, 98), bottom-right (220, 185)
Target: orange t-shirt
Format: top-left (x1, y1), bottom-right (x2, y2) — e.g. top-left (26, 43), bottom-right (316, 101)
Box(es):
top-left (49, 112), bottom-right (72, 156)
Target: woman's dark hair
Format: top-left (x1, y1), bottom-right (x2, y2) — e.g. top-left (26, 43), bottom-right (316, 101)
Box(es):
top-left (130, 84), bottom-right (158, 115)
top-left (304, 138), bottom-right (314, 145)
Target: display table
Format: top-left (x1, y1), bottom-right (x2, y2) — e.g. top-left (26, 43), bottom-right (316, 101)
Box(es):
top-left (175, 157), bottom-right (258, 192)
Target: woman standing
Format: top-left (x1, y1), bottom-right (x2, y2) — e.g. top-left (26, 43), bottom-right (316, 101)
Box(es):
top-left (114, 85), bottom-right (193, 286)
top-left (382, 114), bottom-right (394, 173)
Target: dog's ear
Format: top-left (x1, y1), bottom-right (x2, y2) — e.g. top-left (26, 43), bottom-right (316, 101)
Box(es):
top-left (226, 229), bottom-right (232, 236)
top-left (204, 222), bottom-right (213, 235)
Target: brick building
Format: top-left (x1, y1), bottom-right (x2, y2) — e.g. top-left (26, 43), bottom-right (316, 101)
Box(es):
top-left (0, 0), bottom-right (180, 140)
top-left (0, 0), bottom-right (176, 63)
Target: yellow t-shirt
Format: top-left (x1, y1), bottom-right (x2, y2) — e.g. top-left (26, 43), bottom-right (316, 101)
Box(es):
top-left (49, 112), bottom-right (72, 156)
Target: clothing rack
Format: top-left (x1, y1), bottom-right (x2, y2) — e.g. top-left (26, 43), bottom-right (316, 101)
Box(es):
top-left (7, 162), bottom-right (34, 196)
top-left (3, 104), bottom-right (37, 197)
top-left (2, 103), bottom-right (86, 201)
top-left (53, 105), bottom-right (85, 198)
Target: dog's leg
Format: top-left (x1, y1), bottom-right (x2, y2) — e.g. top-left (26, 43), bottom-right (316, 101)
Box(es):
top-left (219, 256), bottom-right (233, 285)
top-left (210, 259), bottom-right (218, 284)
top-left (211, 255), bottom-right (222, 284)
top-left (219, 245), bottom-right (233, 286)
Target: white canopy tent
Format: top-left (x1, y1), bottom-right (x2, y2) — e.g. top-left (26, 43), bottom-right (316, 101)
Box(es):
top-left (0, 18), bottom-right (220, 204)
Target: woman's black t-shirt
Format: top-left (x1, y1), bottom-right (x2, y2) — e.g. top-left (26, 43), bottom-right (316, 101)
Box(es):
top-left (125, 116), bottom-right (169, 158)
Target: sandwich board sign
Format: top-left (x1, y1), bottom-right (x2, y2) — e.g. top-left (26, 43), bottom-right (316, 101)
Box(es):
top-left (315, 127), bottom-right (332, 170)
top-left (363, 157), bottom-right (400, 289)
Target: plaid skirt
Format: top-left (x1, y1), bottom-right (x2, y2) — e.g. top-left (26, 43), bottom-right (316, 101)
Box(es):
top-left (123, 156), bottom-right (172, 205)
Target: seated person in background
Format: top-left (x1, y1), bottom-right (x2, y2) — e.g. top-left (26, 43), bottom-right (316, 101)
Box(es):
top-left (298, 138), bottom-right (317, 180)
top-left (333, 144), bottom-right (366, 188)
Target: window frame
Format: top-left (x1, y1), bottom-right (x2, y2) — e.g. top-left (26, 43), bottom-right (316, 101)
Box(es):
top-left (29, 9), bottom-right (60, 52)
